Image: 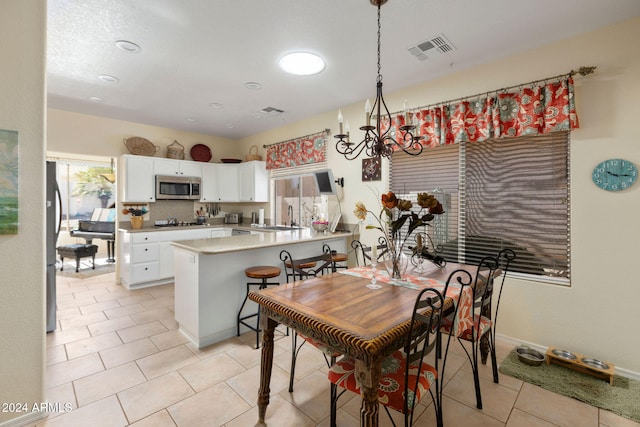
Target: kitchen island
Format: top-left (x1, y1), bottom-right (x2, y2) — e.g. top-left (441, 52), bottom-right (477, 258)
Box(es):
top-left (171, 229), bottom-right (351, 348)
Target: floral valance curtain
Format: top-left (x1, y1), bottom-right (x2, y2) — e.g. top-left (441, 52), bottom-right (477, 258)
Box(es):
top-left (265, 130), bottom-right (327, 170)
top-left (383, 77), bottom-right (578, 148)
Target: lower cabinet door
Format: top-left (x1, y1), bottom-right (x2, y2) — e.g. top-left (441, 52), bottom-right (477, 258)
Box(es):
top-left (132, 262), bottom-right (159, 284)
top-left (132, 243), bottom-right (159, 263)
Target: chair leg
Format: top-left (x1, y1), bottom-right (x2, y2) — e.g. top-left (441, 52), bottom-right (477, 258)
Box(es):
top-left (75, 256), bottom-right (80, 273)
top-left (471, 343), bottom-right (483, 409)
top-left (329, 382), bottom-right (338, 427)
top-left (289, 332), bottom-right (298, 392)
top-left (489, 334), bottom-right (499, 383)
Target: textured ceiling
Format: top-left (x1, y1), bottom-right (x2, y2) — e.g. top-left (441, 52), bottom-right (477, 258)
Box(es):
top-left (47, 0), bottom-right (640, 140)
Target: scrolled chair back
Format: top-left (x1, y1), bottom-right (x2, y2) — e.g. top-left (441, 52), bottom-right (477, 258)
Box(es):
top-left (279, 245), bottom-right (334, 283)
top-left (350, 236), bottom-right (388, 266)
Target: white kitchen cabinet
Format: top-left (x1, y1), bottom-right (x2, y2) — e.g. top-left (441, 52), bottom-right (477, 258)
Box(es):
top-left (216, 164), bottom-right (239, 202)
top-left (158, 228), bottom-right (217, 279)
top-left (120, 227), bottom-right (230, 288)
top-left (200, 163), bottom-right (239, 202)
top-left (119, 155), bottom-right (155, 202)
top-left (119, 231), bottom-right (160, 289)
top-left (154, 158), bottom-right (202, 177)
top-left (239, 161), bottom-right (268, 202)
top-left (199, 163), bottom-right (217, 202)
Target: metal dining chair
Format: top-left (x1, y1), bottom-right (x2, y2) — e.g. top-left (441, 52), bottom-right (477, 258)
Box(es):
top-left (328, 266), bottom-right (475, 427)
top-left (438, 249), bottom-right (516, 409)
top-left (279, 246), bottom-right (340, 392)
top-left (351, 237), bottom-right (388, 266)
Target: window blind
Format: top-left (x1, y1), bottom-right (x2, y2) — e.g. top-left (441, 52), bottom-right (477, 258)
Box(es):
top-left (391, 132), bottom-right (570, 283)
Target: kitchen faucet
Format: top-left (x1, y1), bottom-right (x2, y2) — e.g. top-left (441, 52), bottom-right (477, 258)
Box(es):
top-left (288, 205), bottom-right (296, 227)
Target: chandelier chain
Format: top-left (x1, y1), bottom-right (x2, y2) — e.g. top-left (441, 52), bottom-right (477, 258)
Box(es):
top-left (334, 0), bottom-right (423, 160)
top-left (377, 4), bottom-right (382, 81)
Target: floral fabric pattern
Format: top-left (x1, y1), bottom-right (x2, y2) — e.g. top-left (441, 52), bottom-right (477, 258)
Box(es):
top-left (328, 350), bottom-right (437, 413)
top-left (265, 131), bottom-right (327, 169)
top-left (383, 77), bottom-right (578, 149)
top-left (339, 267), bottom-right (474, 336)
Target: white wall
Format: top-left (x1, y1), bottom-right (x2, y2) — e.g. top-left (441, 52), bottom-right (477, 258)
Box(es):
top-left (0, 1), bottom-right (47, 425)
top-left (240, 17), bottom-right (640, 374)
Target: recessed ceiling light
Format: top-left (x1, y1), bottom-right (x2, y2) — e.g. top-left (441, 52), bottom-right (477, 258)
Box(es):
top-left (209, 103), bottom-right (224, 109)
top-left (186, 117), bottom-right (197, 122)
top-left (250, 113), bottom-right (263, 119)
top-left (88, 96), bottom-right (104, 102)
top-left (226, 124), bottom-right (234, 129)
top-left (244, 82), bottom-right (262, 90)
top-left (279, 52), bottom-right (325, 76)
top-left (98, 74), bottom-right (119, 83)
top-left (115, 40), bottom-right (141, 53)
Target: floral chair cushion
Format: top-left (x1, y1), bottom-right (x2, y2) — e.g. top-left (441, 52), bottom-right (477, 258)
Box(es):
top-left (328, 350), bottom-right (438, 413)
top-left (441, 313), bottom-right (492, 341)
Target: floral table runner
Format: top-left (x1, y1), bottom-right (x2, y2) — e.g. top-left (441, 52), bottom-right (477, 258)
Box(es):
top-left (339, 266), bottom-right (474, 336)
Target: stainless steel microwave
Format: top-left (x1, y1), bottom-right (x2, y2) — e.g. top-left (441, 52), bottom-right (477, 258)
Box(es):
top-left (155, 175), bottom-right (201, 200)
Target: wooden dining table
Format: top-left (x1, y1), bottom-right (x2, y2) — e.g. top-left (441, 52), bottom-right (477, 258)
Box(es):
top-left (248, 262), bottom-right (488, 427)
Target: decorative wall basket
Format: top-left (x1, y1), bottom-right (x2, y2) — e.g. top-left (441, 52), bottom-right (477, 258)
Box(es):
top-left (245, 145), bottom-right (262, 161)
top-left (166, 140), bottom-right (185, 159)
top-left (123, 137), bottom-right (159, 156)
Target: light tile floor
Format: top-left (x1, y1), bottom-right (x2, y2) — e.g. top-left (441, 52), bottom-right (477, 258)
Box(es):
top-left (29, 270), bottom-right (639, 427)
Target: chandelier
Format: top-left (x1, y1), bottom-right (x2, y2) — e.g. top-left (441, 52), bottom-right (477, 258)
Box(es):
top-left (335, 0), bottom-right (423, 160)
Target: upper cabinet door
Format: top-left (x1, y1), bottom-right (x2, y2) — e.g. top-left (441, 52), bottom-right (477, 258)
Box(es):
top-left (119, 155), bottom-right (155, 202)
top-left (239, 161), bottom-right (268, 202)
top-left (200, 163), bottom-right (239, 202)
top-left (154, 158), bottom-right (202, 177)
top-left (215, 164), bottom-right (239, 202)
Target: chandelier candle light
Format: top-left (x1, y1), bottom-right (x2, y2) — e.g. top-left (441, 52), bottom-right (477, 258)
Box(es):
top-left (335, 0), bottom-right (424, 160)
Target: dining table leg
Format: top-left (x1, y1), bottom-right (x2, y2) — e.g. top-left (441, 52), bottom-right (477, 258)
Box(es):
top-left (355, 359), bottom-right (381, 427)
top-left (257, 314), bottom-right (277, 424)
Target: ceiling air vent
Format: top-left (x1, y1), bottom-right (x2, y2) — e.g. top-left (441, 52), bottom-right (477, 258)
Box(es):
top-left (407, 34), bottom-right (455, 61)
top-left (259, 106), bottom-right (285, 116)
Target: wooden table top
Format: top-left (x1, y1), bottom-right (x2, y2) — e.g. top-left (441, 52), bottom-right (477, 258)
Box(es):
top-left (249, 262), bottom-right (482, 360)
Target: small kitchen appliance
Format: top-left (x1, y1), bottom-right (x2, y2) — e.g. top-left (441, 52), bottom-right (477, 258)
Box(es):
top-left (224, 213), bottom-right (242, 224)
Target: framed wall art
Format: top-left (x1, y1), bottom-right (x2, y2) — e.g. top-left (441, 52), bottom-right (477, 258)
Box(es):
top-left (0, 129), bottom-right (18, 234)
top-left (362, 157), bottom-right (381, 181)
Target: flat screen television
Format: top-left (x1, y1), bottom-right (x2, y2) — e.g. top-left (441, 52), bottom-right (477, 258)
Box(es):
top-left (314, 169), bottom-right (338, 195)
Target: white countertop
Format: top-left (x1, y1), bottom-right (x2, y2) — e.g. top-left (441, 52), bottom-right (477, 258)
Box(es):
top-left (118, 223), bottom-right (251, 233)
top-left (171, 229), bottom-right (348, 255)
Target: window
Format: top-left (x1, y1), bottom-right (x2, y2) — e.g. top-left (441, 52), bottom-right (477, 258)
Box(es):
top-left (391, 132), bottom-right (570, 285)
top-left (271, 166), bottom-right (333, 227)
top-left (52, 159), bottom-right (115, 232)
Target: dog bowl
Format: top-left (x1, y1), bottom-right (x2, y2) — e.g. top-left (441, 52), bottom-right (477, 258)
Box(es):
top-left (516, 347), bottom-right (545, 366)
top-left (551, 349), bottom-right (577, 360)
top-left (582, 358), bottom-right (610, 370)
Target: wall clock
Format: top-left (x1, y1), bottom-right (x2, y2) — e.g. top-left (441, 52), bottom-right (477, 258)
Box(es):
top-left (362, 157), bottom-right (381, 181)
top-left (591, 158), bottom-right (638, 191)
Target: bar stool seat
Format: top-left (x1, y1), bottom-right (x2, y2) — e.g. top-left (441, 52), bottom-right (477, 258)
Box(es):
top-left (331, 252), bottom-right (348, 269)
top-left (238, 265), bottom-right (281, 349)
top-left (285, 260), bottom-right (317, 269)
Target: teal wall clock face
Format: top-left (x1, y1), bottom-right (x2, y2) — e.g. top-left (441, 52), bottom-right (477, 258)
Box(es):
top-left (591, 158), bottom-right (638, 191)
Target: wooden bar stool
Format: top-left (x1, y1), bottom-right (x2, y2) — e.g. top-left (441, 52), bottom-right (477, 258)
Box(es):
top-left (323, 243), bottom-right (348, 272)
top-left (331, 251), bottom-right (348, 270)
top-left (237, 265), bottom-right (281, 349)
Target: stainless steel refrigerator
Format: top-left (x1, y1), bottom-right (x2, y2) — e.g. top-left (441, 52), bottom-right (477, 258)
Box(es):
top-left (46, 161), bottom-right (61, 332)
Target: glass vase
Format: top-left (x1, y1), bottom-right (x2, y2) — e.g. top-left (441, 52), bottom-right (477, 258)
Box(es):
top-left (381, 238), bottom-right (410, 280)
